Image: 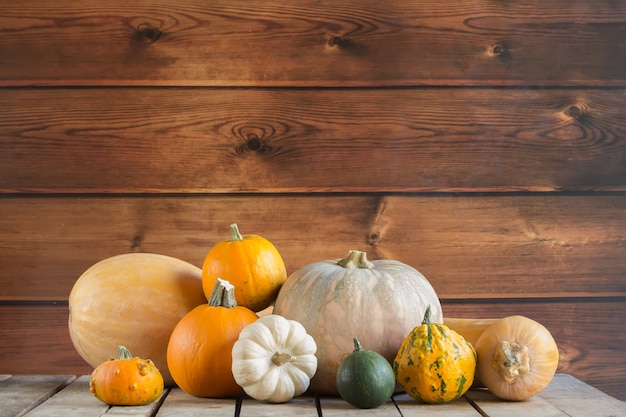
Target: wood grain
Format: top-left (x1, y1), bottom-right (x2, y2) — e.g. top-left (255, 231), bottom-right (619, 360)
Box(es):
top-left (1, 1), bottom-right (625, 86)
top-left (1, 88), bottom-right (625, 193)
top-left (1, 195), bottom-right (624, 301)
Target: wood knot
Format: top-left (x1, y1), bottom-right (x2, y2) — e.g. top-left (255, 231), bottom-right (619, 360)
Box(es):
top-left (136, 23), bottom-right (163, 43)
top-left (567, 105), bottom-right (582, 119)
top-left (328, 36), bottom-right (353, 48)
top-left (130, 234), bottom-right (143, 249)
top-left (489, 43), bottom-right (506, 56)
top-left (246, 134), bottom-right (262, 151)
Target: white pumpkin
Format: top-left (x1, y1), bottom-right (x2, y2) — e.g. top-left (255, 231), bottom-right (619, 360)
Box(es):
top-left (273, 250), bottom-right (443, 395)
top-left (231, 315), bottom-right (318, 403)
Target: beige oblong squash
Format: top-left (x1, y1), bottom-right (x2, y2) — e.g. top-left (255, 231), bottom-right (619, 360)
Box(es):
top-left (474, 315), bottom-right (559, 401)
top-left (69, 253), bottom-right (207, 386)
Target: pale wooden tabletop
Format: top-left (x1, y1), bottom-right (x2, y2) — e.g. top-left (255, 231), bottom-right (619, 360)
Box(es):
top-left (1, 374), bottom-right (624, 417)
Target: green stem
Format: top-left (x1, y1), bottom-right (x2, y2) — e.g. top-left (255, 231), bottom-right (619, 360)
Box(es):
top-left (230, 223), bottom-right (243, 241)
top-left (208, 278), bottom-right (237, 308)
top-left (118, 345), bottom-right (133, 360)
top-left (353, 337), bottom-right (363, 352)
top-left (422, 306), bottom-right (432, 325)
top-left (336, 250), bottom-right (374, 269)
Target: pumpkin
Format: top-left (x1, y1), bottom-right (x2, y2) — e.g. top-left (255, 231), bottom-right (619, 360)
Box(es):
top-left (202, 223), bottom-right (287, 312)
top-left (167, 278), bottom-right (258, 398)
top-left (273, 249), bottom-right (442, 394)
top-left (336, 337), bottom-right (396, 409)
top-left (231, 314), bottom-right (318, 403)
top-left (89, 345), bottom-right (164, 406)
top-left (393, 306), bottom-right (476, 404)
top-left (68, 253), bottom-right (207, 386)
top-left (474, 315), bottom-right (559, 401)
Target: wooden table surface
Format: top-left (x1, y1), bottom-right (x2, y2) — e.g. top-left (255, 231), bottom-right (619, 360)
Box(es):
top-left (1, 374), bottom-right (624, 417)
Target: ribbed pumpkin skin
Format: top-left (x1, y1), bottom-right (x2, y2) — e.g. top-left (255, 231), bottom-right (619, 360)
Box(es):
top-left (202, 224), bottom-right (287, 313)
top-left (273, 251), bottom-right (442, 395)
top-left (166, 280), bottom-right (258, 398)
top-left (393, 312), bottom-right (476, 404)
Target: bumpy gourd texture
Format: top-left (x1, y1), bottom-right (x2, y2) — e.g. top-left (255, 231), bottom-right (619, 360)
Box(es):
top-left (89, 346), bottom-right (164, 406)
top-left (394, 314), bottom-right (476, 404)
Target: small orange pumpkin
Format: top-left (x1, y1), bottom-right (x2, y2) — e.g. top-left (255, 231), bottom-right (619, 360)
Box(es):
top-left (89, 345), bottom-right (164, 406)
top-left (167, 278), bottom-right (258, 397)
top-left (202, 223), bottom-right (287, 312)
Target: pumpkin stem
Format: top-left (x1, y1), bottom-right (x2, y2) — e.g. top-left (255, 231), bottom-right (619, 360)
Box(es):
top-left (230, 223), bottom-right (243, 242)
top-left (336, 250), bottom-right (374, 269)
top-left (208, 278), bottom-right (238, 308)
top-left (353, 337), bottom-right (363, 352)
top-left (492, 340), bottom-right (530, 383)
top-left (422, 306), bottom-right (432, 325)
top-left (118, 345), bottom-right (133, 360)
top-left (271, 352), bottom-right (296, 366)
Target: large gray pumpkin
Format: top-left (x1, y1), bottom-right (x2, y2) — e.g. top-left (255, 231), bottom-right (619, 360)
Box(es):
top-left (273, 250), bottom-right (442, 395)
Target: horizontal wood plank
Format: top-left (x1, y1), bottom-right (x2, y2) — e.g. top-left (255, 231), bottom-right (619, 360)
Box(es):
top-left (19, 375), bottom-right (108, 417)
top-left (393, 393), bottom-right (480, 416)
top-left (0, 194), bottom-right (624, 301)
top-left (0, 375), bottom-right (76, 417)
top-left (1, 1), bottom-right (625, 86)
top-left (538, 374), bottom-right (626, 417)
top-left (465, 389), bottom-right (569, 417)
top-left (1, 88), bottom-right (625, 193)
top-left (1, 301), bottom-right (625, 401)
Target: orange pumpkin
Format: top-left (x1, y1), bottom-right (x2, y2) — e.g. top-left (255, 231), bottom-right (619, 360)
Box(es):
top-left (89, 345), bottom-right (164, 406)
top-left (202, 223), bottom-right (287, 312)
top-left (167, 278), bottom-right (258, 397)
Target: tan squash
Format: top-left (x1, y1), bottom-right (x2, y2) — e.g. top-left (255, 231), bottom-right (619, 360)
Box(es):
top-left (474, 315), bottom-right (559, 401)
top-left (69, 253), bottom-right (207, 386)
top-left (443, 317), bottom-right (499, 347)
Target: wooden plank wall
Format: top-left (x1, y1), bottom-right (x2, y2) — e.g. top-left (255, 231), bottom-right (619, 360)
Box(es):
top-left (1, 0), bottom-right (625, 400)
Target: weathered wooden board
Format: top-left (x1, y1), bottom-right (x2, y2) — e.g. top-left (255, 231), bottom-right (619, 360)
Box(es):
top-left (1, 1), bottom-right (625, 86)
top-left (393, 393), bottom-right (480, 416)
top-left (0, 195), bottom-right (624, 301)
top-left (318, 397), bottom-right (400, 416)
top-left (1, 88), bottom-right (625, 193)
top-left (538, 374), bottom-right (626, 417)
top-left (239, 396), bottom-right (318, 416)
top-left (465, 389), bottom-right (569, 417)
top-left (0, 375), bottom-right (75, 417)
top-left (156, 388), bottom-right (236, 417)
top-left (6, 374), bottom-right (624, 417)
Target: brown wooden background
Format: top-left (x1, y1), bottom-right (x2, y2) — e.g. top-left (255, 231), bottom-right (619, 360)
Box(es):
top-left (1, 0), bottom-right (625, 400)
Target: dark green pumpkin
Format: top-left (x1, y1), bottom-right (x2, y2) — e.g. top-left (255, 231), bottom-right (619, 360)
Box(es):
top-left (336, 337), bottom-right (396, 409)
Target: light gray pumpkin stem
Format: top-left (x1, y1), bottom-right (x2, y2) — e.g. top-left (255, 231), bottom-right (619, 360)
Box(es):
top-left (229, 223), bottom-right (243, 241)
top-left (336, 250), bottom-right (374, 269)
top-left (208, 278), bottom-right (238, 308)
